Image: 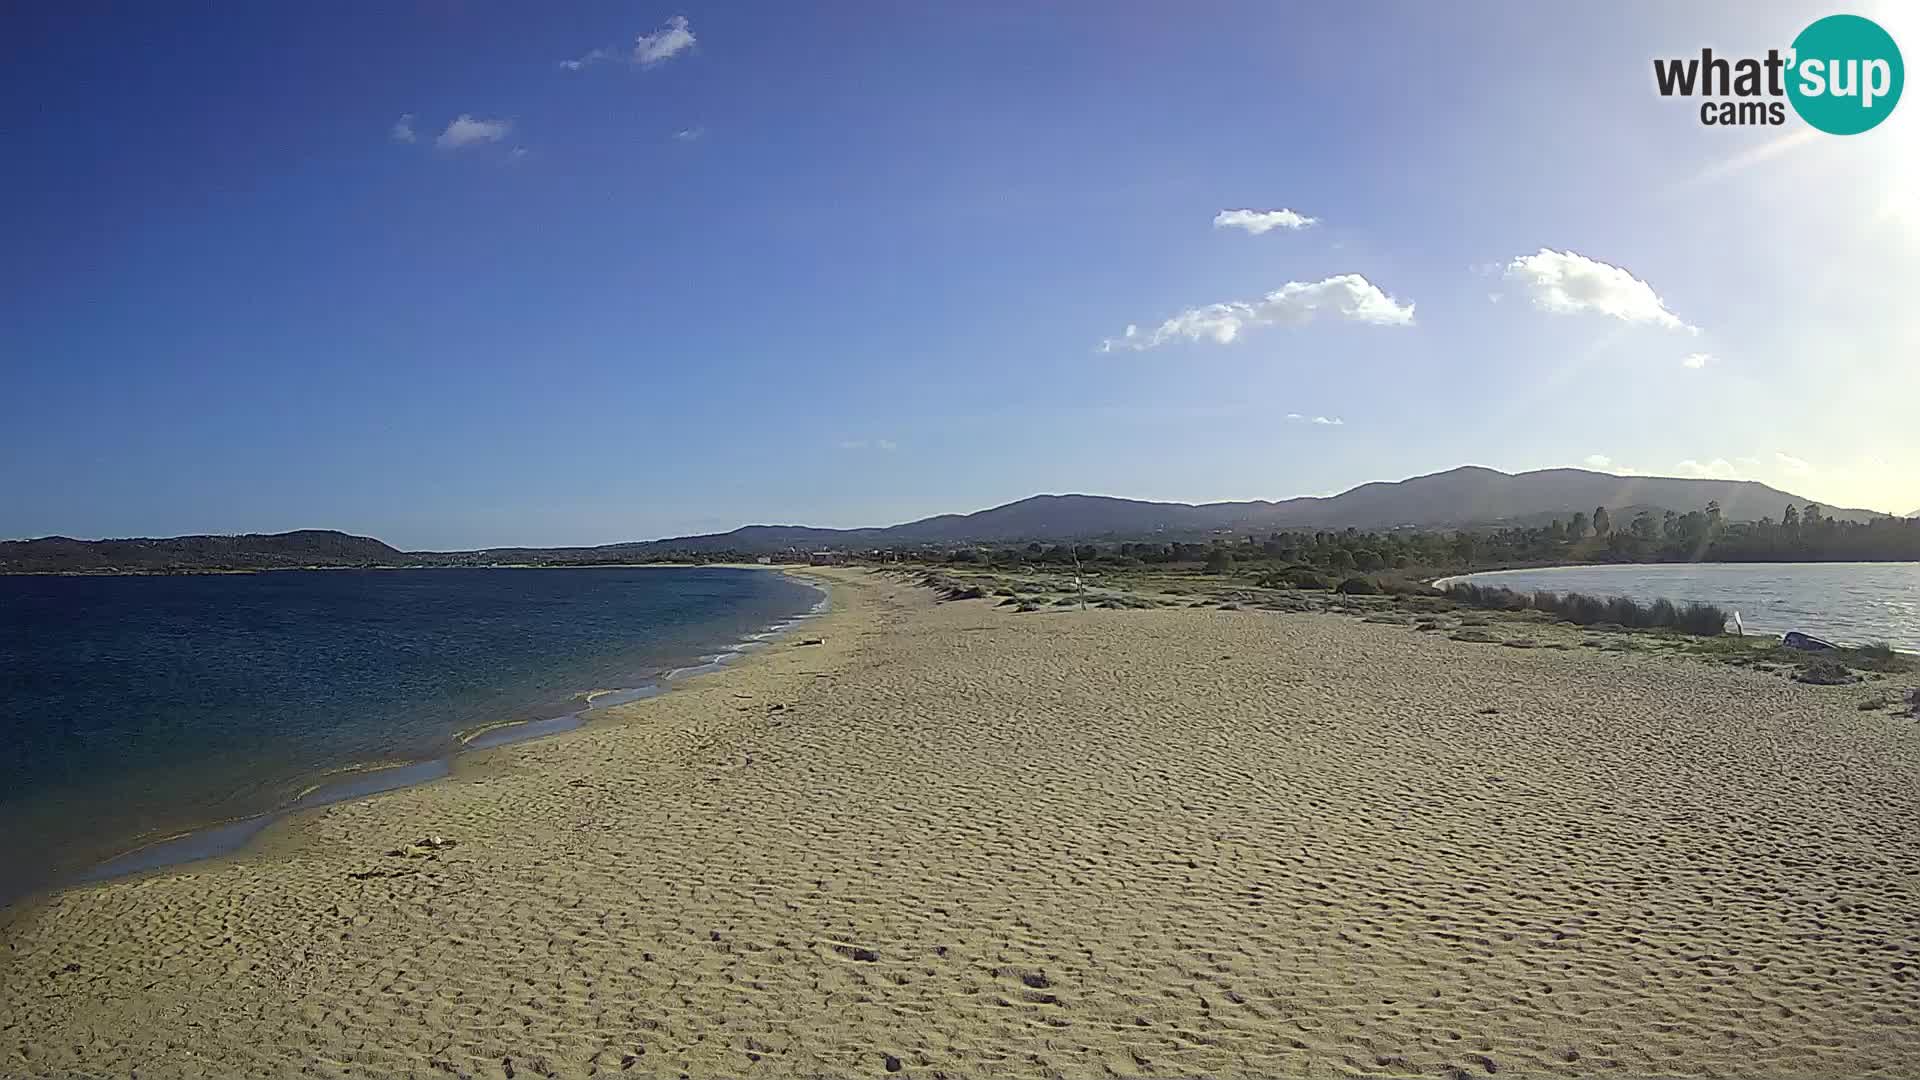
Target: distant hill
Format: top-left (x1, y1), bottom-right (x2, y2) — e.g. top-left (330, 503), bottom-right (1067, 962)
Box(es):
top-left (3, 467), bottom-right (1880, 571)
top-left (435, 466), bottom-right (1880, 559)
top-left (0, 530), bottom-right (405, 574)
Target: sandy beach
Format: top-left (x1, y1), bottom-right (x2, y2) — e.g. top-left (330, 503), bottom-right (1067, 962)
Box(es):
top-left (5, 566), bottom-right (1918, 1078)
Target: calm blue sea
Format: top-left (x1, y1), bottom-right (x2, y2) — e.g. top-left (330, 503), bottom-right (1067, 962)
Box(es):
top-left (0, 567), bottom-right (822, 905)
top-left (1440, 562), bottom-right (1920, 651)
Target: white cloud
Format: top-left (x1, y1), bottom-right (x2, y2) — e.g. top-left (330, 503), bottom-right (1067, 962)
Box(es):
top-left (437, 115), bottom-right (511, 150)
top-left (390, 113), bottom-right (416, 143)
top-left (1312, 416), bottom-right (1344, 426)
top-left (1682, 352), bottom-right (1712, 369)
top-left (508, 147), bottom-right (529, 161)
top-left (1284, 412), bottom-right (1303, 421)
top-left (836, 439), bottom-right (897, 452)
top-left (1102, 273), bottom-right (1414, 351)
top-left (1772, 451), bottom-right (1813, 477)
top-left (1675, 457), bottom-right (1741, 479)
top-left (1577, 452), bottom-right (1910, 514)
top-left (560, 47), bottom-right (614, 71)
top-left (1503, 248), bottom-right (1695, 332)
top-left (1581, 454), bottom-right (1647, 475)
top-left (561, 15), bottom-right (695, 71)
top-left (1213, 208), bottom-right (1318, 235)
top-left (1594, 452), bottom-right (1815, 483)
top-left (671, 126), bottom-right (704, 142)
top-left (634, 15), bottom-right (696, 66)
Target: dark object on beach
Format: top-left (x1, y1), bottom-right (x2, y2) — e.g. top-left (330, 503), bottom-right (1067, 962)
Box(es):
top-left (1782, 631), bottom-right (1839, 652)
top-left (1794, 658), bottom-right (1855, 685)
top-left (1335, 576), bottom-right (1381, 595)
top-left (795, 638), bottom-right (823, 647)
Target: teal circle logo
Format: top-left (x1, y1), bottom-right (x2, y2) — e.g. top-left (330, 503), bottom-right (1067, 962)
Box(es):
top-left (1788, 14), bottom-right (1903, 134)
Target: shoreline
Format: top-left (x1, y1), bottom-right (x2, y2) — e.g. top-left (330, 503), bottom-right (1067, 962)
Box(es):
top-left (1, 565), bottom-right (831, 916)
top-left (1436, 561), bottom-right (1920, 650)
top-left (0, 561), bottom-right (809, 578)
top-left (7, 567), bottom-right (1917, 1077)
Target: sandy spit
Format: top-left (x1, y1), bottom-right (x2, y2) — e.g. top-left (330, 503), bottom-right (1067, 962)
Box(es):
top-left (4, 567), bottom-right (1918, 1078)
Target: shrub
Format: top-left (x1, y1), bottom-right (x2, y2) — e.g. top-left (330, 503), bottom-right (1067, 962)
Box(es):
top-left (1336, 576), bottom-right (1381, 595)
top-left (1259, 567), bottom-right (1331, 590)
top-left (1842, 641), bottom-right (1913, 673)
top-left (1444, 583), bottom-right (1726, 636)
top-left (1674, 603), bottom-right (1729, 636)
top-left (1795, 658), bottom-right (1855, 685)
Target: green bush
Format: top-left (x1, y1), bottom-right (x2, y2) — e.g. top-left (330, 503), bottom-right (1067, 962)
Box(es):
top-left (1795, 658), bottom-right (1855, 685)
top-left (1258, 566), bottom-right (1331, 590)
top-left (1445, 583), bottom-right (1726, 636)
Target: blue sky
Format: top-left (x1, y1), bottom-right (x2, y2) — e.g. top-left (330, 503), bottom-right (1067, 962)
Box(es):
top-left (4, 2), bottom-right (1917, 548)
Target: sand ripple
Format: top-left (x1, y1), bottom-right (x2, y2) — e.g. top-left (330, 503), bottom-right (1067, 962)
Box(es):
top-left (5, 569), bottom-right (1918, 1077)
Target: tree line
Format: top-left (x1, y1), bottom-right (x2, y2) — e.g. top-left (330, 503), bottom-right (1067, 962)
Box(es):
top-left (926, 502), bottom-right (1920, 575)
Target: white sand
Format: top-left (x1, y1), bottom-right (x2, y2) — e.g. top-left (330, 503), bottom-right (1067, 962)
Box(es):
top-left (4, 567), bottom-right (1918, 1077)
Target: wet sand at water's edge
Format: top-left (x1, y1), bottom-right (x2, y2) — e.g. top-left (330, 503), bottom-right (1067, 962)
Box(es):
top-left (5, 567), bottom-right (1918, 1077)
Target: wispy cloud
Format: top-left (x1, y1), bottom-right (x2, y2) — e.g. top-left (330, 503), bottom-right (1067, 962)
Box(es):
top-left (1587, 451), bottom-right (1814, 482)
top-left (836, 439), bottom-right (897, 452)
top-left (1681, 352), bottom-right (1712, 369)
top-left (559, 47), bottom-right (615, 71)
top-left (1678, 128), bottom-right (1819, 190)
top-left (1102, 274), bottom-right (1414, 351)
top-left (562, 15), bottom-right (697, 71)
top-left (1313, 415), bottom-right (1344, 426)
top-left (635, 15), bottom-right (697, 66)
top-left (1283, 413), bottom-right (1345, 426)
top-left (437, 115), bottom-right (511, 150)
top-left (390, 113), bottom-right (417, 144)
top-left (1213, 208), bottom-right (1318, 235)
top-left (1503, 248), bottom-right (1695, 333)
top-left (671, 126), bottom-right (705, 142)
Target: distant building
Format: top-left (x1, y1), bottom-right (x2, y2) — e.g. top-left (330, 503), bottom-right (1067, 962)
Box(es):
top-left (808, 551), bottom-right (843, 565)
top-left (755, 556), bottom-right (772, 565)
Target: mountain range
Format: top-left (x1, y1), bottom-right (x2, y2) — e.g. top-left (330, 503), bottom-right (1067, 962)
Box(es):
top-left (1, 466), bottom-right (1881, 573)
